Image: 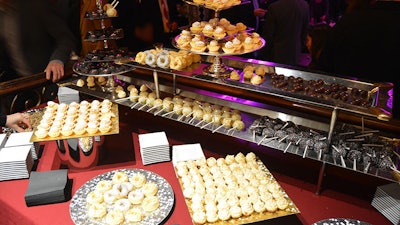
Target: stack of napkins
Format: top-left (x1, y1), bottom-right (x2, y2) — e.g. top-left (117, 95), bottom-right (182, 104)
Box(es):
top-left (0, 145), bottom-right (34, 181)
top-left (172, 143), bottom-right (205, 166)
top-left (5, 132), bottom-right (39, 160)
top-left (138, 131), bottom-right (170, 165)
top-left (57, 87), bottom-right (80, 104)
top-left (24, 169), bottom-right (71, 206)
top-left (371, 182), bottom-right (400, 225)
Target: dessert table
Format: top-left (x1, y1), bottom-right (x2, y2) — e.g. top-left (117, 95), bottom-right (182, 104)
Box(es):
top-left (0, 104), bottom-right (393, 225)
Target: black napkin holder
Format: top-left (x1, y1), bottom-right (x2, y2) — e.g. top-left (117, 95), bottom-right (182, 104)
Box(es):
top-left (24, 169), bottom-right (72, 206)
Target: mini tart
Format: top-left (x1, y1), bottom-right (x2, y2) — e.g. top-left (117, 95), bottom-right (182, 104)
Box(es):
top-left (191, 40), bottom-right (207, 52)
top-left (213, 26), bottom-right (226, 39)
top-left (35, 128), bottom-right (48, 139)
top-left (202, 24), bottom-right (214, 36)
top-left (60, 126), bottom-right (74, 136)
top-left (48, 127), bottom-right (60, 138)
top-left (73, 125), bottom-right (86, 135)
top-left (190, 21), bottom-right (203, 34)
top-left (207, 40), bottom-right (220, 53)
top-left (222, 41), bottom-right (235, 54)
top-left (99, 124), bottom-right (112, 134)
top-left (243, 37), bottom-right (254, 51)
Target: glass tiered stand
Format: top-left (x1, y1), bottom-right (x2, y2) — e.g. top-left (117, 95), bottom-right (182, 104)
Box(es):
top-left (73, 0), bottom-right (130, 99)
top-left (174, 1), bottom-right (265, 78)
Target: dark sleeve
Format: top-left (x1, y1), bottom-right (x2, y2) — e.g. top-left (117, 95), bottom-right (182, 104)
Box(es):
top-left (0, 113), bottom-right (6, 127)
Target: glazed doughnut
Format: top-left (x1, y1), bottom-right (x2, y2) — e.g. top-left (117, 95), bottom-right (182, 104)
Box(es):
top-left (135, 51), bottom-right (146, 64)
top-left (103, 189), bottom-right (120, 204)
top-left (112, 171), bottom-right (129, 184)
top-left (142, 195), bottom-right (160, 212)
top-left (112, 183), bottom-right (129, 197)
top-left (128, 189), bottom-right (145, 205)
top-left (156, 54), bottom-right (170, 69)
top-left (87, 203), bottom-right (107, 219)
top-left (145, 52), bottom-right (157, 67)
top-left (113, 198), bottom-right (132, 212)
top-left (125, 207), bottom-right (143, 222)
top-left (105, 209), bottom-right (125, 225)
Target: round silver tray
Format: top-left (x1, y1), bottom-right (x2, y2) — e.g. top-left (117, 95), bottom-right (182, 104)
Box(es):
top-left (70, 168), bottom-right (175, 225)
top-left (73, 61), bottom-right (133, 77)
top-left (312, 218), bottom-right (372, 225)
top-left (172, 35), bottom-right (265, 56)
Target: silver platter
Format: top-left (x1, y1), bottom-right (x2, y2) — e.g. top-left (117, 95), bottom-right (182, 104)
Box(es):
top-left (312, 218), bottom-right (372, 225)
top-left (70, 168), bottom-right (175, 225)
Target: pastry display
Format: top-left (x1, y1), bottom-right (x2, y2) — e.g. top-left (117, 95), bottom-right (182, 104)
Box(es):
top-left (134, 48), bottom-right (201, 71)
top-left (174, 152), bottom-right (299, 224)
top-left (31, 100), bottom-right (118, 141)
top-left (70, 169), bottom-right (174, 225)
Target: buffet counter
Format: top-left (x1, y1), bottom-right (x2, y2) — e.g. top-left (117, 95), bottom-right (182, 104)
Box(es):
top-left (0, 105), bottom-right (394, 225)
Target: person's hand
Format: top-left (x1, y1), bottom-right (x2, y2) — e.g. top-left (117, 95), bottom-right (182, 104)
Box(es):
top-left (44, 60), bottom-right (65, 82)
top-left (5, 113), bottom-right (32, 132)
top-left (254, 8), bottom-right (267, 18)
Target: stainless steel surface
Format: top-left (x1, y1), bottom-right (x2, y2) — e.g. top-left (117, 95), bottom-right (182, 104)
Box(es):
top-left (70, 168), bottom-right (174, 225)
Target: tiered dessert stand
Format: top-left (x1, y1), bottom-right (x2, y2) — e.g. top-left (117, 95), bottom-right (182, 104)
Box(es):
top-left (173, 0), bottom-right (265, 78)
top-left (73, 0), bottom-right (131, 98)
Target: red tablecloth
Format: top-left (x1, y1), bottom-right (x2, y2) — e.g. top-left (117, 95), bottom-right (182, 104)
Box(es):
top-left (0, 132), bottom-right (193, 225)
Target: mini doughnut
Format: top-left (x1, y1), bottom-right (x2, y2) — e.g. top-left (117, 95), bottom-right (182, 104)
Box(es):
top-left (129, 173), bottom-right (147, 188)
top-left (113, 198), bottom-right (131, 212)
top-left (112, 183), bottom-right (129, 197)
top-left (112, 171), bottom-right (129, 184)
top-left (125, 207), bottom-right (143, 222)
top-left (103, 189), bottom-right (120, 204)
top-left (128, 189), bottom-right (145, 205)
top-left (96, 180), bottom-right (112, 193)
top-left (156, 54), bottom-right (170, 69)
top-left (86, 190), bottom-right (104, 205)
top-left (105, 209), bottom-right (125, 225)
top-left (142, 195), bottom-right (160, 212)
top-left (145, 52), bottom-right (157, 67)
top-left (87, 203), bottom-right (107, 219)
top-left (142, 181), bottom-right (158, 196)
